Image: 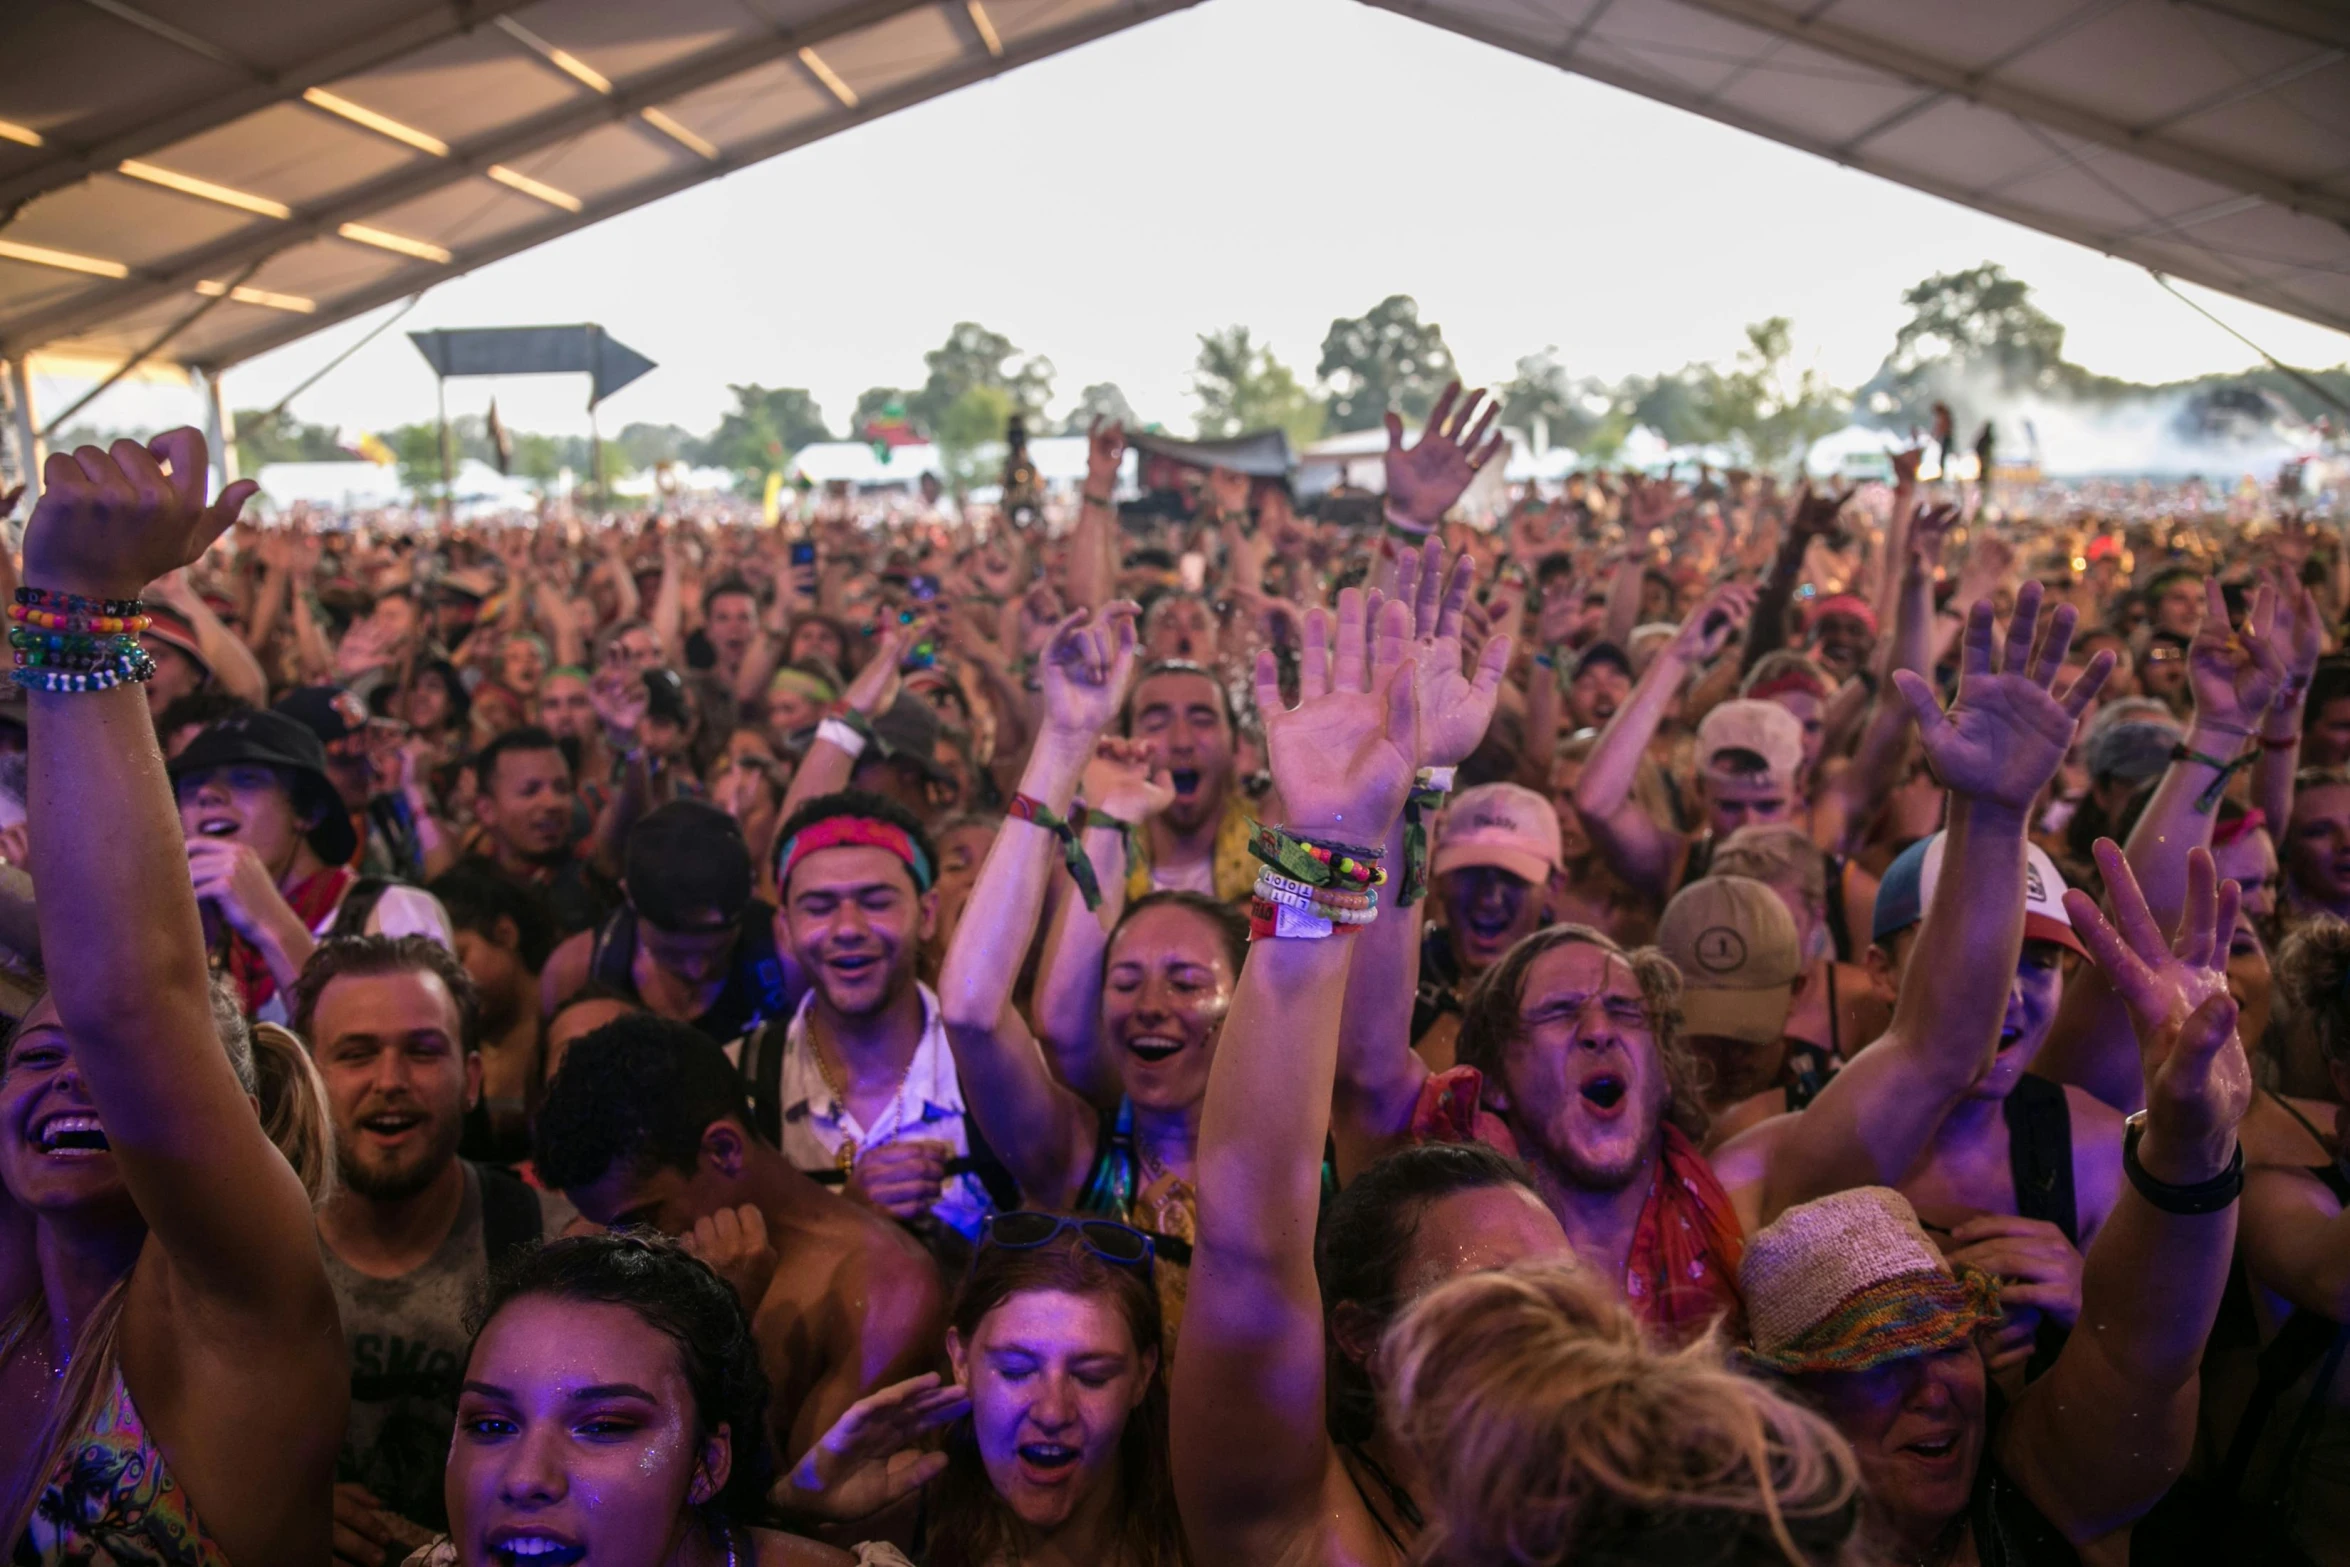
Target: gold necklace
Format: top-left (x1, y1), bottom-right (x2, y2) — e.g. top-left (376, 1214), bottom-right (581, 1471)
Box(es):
top-left (809, 1021), bottom-right (911, 1175)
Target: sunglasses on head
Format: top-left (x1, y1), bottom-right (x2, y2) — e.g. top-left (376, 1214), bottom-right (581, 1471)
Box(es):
top-left (982, 1212), bottom-right (1155, 1275)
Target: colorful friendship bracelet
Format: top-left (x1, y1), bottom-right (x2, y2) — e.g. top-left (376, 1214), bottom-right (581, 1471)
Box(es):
top-left (15, 587), bottom-right (147, 618)
top-left (1248, 822), bottom-right (1386, 890)
top-left (1006, 792), bottom-right (1105, 909)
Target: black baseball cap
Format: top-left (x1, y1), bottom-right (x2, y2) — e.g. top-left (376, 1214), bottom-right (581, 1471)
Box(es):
top-left (625, 800), bottom-right (752, 931)
top-left (168, 708), bottom-right (359, 865)
top-left (274, 684), bottom-right (371, 747)
top-left (1572, 641), bottom-right (1634, 682)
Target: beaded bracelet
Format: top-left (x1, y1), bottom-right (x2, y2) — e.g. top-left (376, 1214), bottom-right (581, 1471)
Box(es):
top-left (1006, 793), bottom-right (1104, 910)
top-left (12, 637), bottom-right (154, 692)
top-left (16, 587), bottom-right (147, 619)
top-left (1252, 872), bottom-right (1374, 915)
top-left (1249, 822), bottom-right (1386, 889)
top-left (10, 606), bottom-right (151, 635)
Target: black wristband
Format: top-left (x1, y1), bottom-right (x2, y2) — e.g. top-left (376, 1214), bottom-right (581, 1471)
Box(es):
top-left (2122, 1114), bottom-right (2243, 1215)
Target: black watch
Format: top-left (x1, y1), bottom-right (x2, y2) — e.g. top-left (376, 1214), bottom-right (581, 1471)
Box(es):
top-left (2122, 1113), bottom-right (2243, 1216)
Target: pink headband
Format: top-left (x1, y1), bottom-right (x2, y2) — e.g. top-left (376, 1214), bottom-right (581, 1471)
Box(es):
top-left (777, 816), bottom-right (934, 890)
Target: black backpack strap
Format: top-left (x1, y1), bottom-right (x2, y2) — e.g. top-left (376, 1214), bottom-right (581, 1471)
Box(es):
top-left (587, 908), bottom-right (636, 995)
top-left (956, 1109), bottom-right (1023, 1215)
top-left (476, 1163), bottom-right (546, 1272)
top-left (739, 1019), bottom-right (787, 1146)
top-left (2002, 1073), bottom-right (2079, 1244)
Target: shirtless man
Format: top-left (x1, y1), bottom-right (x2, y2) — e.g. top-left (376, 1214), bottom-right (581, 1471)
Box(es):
top-left (533, 1013), bottom-right (944, 1462)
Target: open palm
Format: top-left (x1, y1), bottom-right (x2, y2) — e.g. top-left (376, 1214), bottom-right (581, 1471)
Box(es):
top-left (776, 1373), bottom-right (969, 1522)
top-left (1255, 590), bottom-right (1420, 841)
top-left (2187, 578), bottom-right (2285, 731)
top-left (1892, 581), bottom-right (2110, 812)
top-left (1389, 540), bottom-right (1512, 768)
top-left (2064, 841), bottom-right (2253, 1165)
top-left (1383, 382), bottom-right (1502, 529)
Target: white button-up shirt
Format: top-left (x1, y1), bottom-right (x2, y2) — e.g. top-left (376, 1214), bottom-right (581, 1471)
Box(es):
top-left (773, 983), bottom-right (994, 1240)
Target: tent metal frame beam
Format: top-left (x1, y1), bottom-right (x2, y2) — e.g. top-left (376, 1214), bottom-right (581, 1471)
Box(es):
top-left (1652, 0), bottom-right (2350, 229)
top-left (1360, 0), bottom-right (2350, 338)
top-left (190, 0), bottom-right (1204, 372)
top-left (2174, 0), bottom-right (2350, 54)
top-left (0, 1), bottom-right (539, 216)
top-left (0, 0), bottom-right (952, 353)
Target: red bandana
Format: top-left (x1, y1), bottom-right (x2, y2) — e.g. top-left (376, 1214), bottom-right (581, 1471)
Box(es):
top-left (777, 815), bottom-right (933, 890)
top-left (224, 866), bottom-right (354, 1014)
top-left (1412, 1067), bottom-right (1744, 1344)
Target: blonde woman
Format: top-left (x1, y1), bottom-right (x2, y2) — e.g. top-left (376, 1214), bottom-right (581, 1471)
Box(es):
top-left (1381, 1262), bottom-right (1862, 1566)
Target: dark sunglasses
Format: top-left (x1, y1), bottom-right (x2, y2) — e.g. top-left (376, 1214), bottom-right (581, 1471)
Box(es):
top-left (982, 1212), bottom-right (1155, 1275)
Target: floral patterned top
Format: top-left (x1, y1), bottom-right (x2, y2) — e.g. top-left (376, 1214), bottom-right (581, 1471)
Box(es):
top-left (14, 1369), bottom-right (229, 1567)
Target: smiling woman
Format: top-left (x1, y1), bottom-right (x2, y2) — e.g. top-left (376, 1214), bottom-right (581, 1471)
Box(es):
top-left (419, 1232), bottom-right (907, 1567)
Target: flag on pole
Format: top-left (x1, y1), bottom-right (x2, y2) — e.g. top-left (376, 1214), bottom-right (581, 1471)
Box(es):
top-left (761, 469), bottom-right (784, 527)
top-left (487, 399), bottom-right (514, 476)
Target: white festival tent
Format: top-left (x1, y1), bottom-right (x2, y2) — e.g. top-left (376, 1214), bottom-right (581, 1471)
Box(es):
top-left (3, 0), bottom-right (2347, 497)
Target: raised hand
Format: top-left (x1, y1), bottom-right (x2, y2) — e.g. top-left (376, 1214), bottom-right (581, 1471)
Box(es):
top-left (1664, 580), bottom-right (1761, 666)
top-left (1383, 382), bottom-right (1502, 530)
top-left (1908, 502), bottom-right (1959, 576)
top-left (775, 1373), bottom-right (970, 1523)
top-left (1082, 736), bottom-right (1174, 825)
top-left (2187, 578), bottom-right (2286, 733)
top-left (1890, 581), bottom-right (2111, 812)
top-left (1389, 539), bottom-right (1512, 769)
top-left (843, 625), bottom-right (912, 717)
top-left (1891, 446), bottom-right (1924, 488)
top-left (2062, 841), bottom-right (2252, 1184)
top-left (1206, 465), bottom-right (1252, 522)
top-left (1085, 417), bottom-right (1126, 497)
top-left (27, 430), bottom-right (257, 601)
top-left (1782, 481), bottom-right (1855, 553)
top-left (590, 666), bottom-right (649, 737)
top-left (2267, 576), bottom-right (2324, 717)
top-left (1253, 588), bottom-right (1419, 842)
top-left (1038, 602), bottom-right (1141, 742)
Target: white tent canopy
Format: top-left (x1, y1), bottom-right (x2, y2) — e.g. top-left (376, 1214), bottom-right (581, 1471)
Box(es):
top-left (1, 0), bottom-right (2345, 381)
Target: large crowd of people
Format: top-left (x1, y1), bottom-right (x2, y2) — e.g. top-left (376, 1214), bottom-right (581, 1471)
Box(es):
top-left (0, 401), bottom-right (2344, 1567)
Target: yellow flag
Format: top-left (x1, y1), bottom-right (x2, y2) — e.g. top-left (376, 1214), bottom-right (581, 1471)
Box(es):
top-left (761, 469), bottom-right (784, 527)
top-left (356, 431), bottom-right (396, 466)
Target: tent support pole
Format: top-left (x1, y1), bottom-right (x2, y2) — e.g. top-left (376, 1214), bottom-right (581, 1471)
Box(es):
top-left (436, 374), bottom-right (453, 523)
top-left (6, 360), bottom-right (43, 535)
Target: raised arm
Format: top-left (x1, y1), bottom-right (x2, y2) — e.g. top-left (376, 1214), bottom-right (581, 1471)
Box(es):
top-left (2253, 578), bottom-right (2321, 840)
top-left (1066, 420), bottom-right (1122, 612)
top-left (936, 605), bottom-right (1137, 1206)
top-left (24, 434), bottom-right (330, 1316)
top-left (1741, 484), bottom-right (1847, 674)
top-left (2038, 579), bottom-right (2286, 1111)
top-left (1573, 581), bottom-right (1756, 901)
top-left (1175, 589), bottom-right (1421, 1562)
top-left (1331, 534), bottom-right (1511, 1179)
top-left (152, 568), bottom-right (267, 705)
top-left (2004, 842), bottom-right (2253, 1540)
top-left (1719, 584), bottom-right (2113, 1225)
top-left (775, 626), bottom-right (910, 823)
top-left (1032, 741), bottom-right (1170, 1111)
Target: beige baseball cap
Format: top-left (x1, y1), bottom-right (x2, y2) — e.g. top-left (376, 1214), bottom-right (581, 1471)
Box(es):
top-left (1656, 874), bottom-right (1802, 1045)
top-left (1430, 781), bottom-right (1562, 888)
top-left (1697, 699), bottom-right (1806, 790)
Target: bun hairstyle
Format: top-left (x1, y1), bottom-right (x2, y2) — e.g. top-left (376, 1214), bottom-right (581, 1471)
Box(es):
top-left (1380, 1263), bottom-right (1862, 1567)
top-left (469, 1233), bottom-right (776, 1529)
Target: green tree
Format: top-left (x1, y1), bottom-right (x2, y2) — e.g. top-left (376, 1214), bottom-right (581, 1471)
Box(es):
top-left (1495, 349), bottom-right (1612, 452)
top-left (1857, 263), bottom-right (2075, 427)
top-left (232, 408), bottom-right (346, 470)
top-left (1316, 295), bottom-right (1455, 432)
top-left (386, 422), bottom-right (449, 499)
top-left (1192, 327), bottom-right (1325, 446)
top-left (907, 322), bottom-right (1053, 434)
top-left (1060, 382), bottom-right (1139, 435)
top-left (1623, 319), bottom-right (1844, 470)
top-left (934, 384), bottom-right (1015, 495)
top-left (615, 421), bottom-right (697, 470)
top-left (694, 386), bottom-right (830, 480)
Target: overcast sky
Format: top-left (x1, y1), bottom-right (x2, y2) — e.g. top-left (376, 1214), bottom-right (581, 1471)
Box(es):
top-left (38, 0), bottom-right (2350, 448)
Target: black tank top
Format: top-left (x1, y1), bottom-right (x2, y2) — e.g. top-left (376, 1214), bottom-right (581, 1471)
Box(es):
top-left (588, 899), bottom-right (788, 1046)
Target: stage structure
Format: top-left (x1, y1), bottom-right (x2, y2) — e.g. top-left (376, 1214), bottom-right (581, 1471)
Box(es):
top-left (2, 0), bottom-right (2345, 508)
top-left (407, 322), bottom-right (653, 514)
